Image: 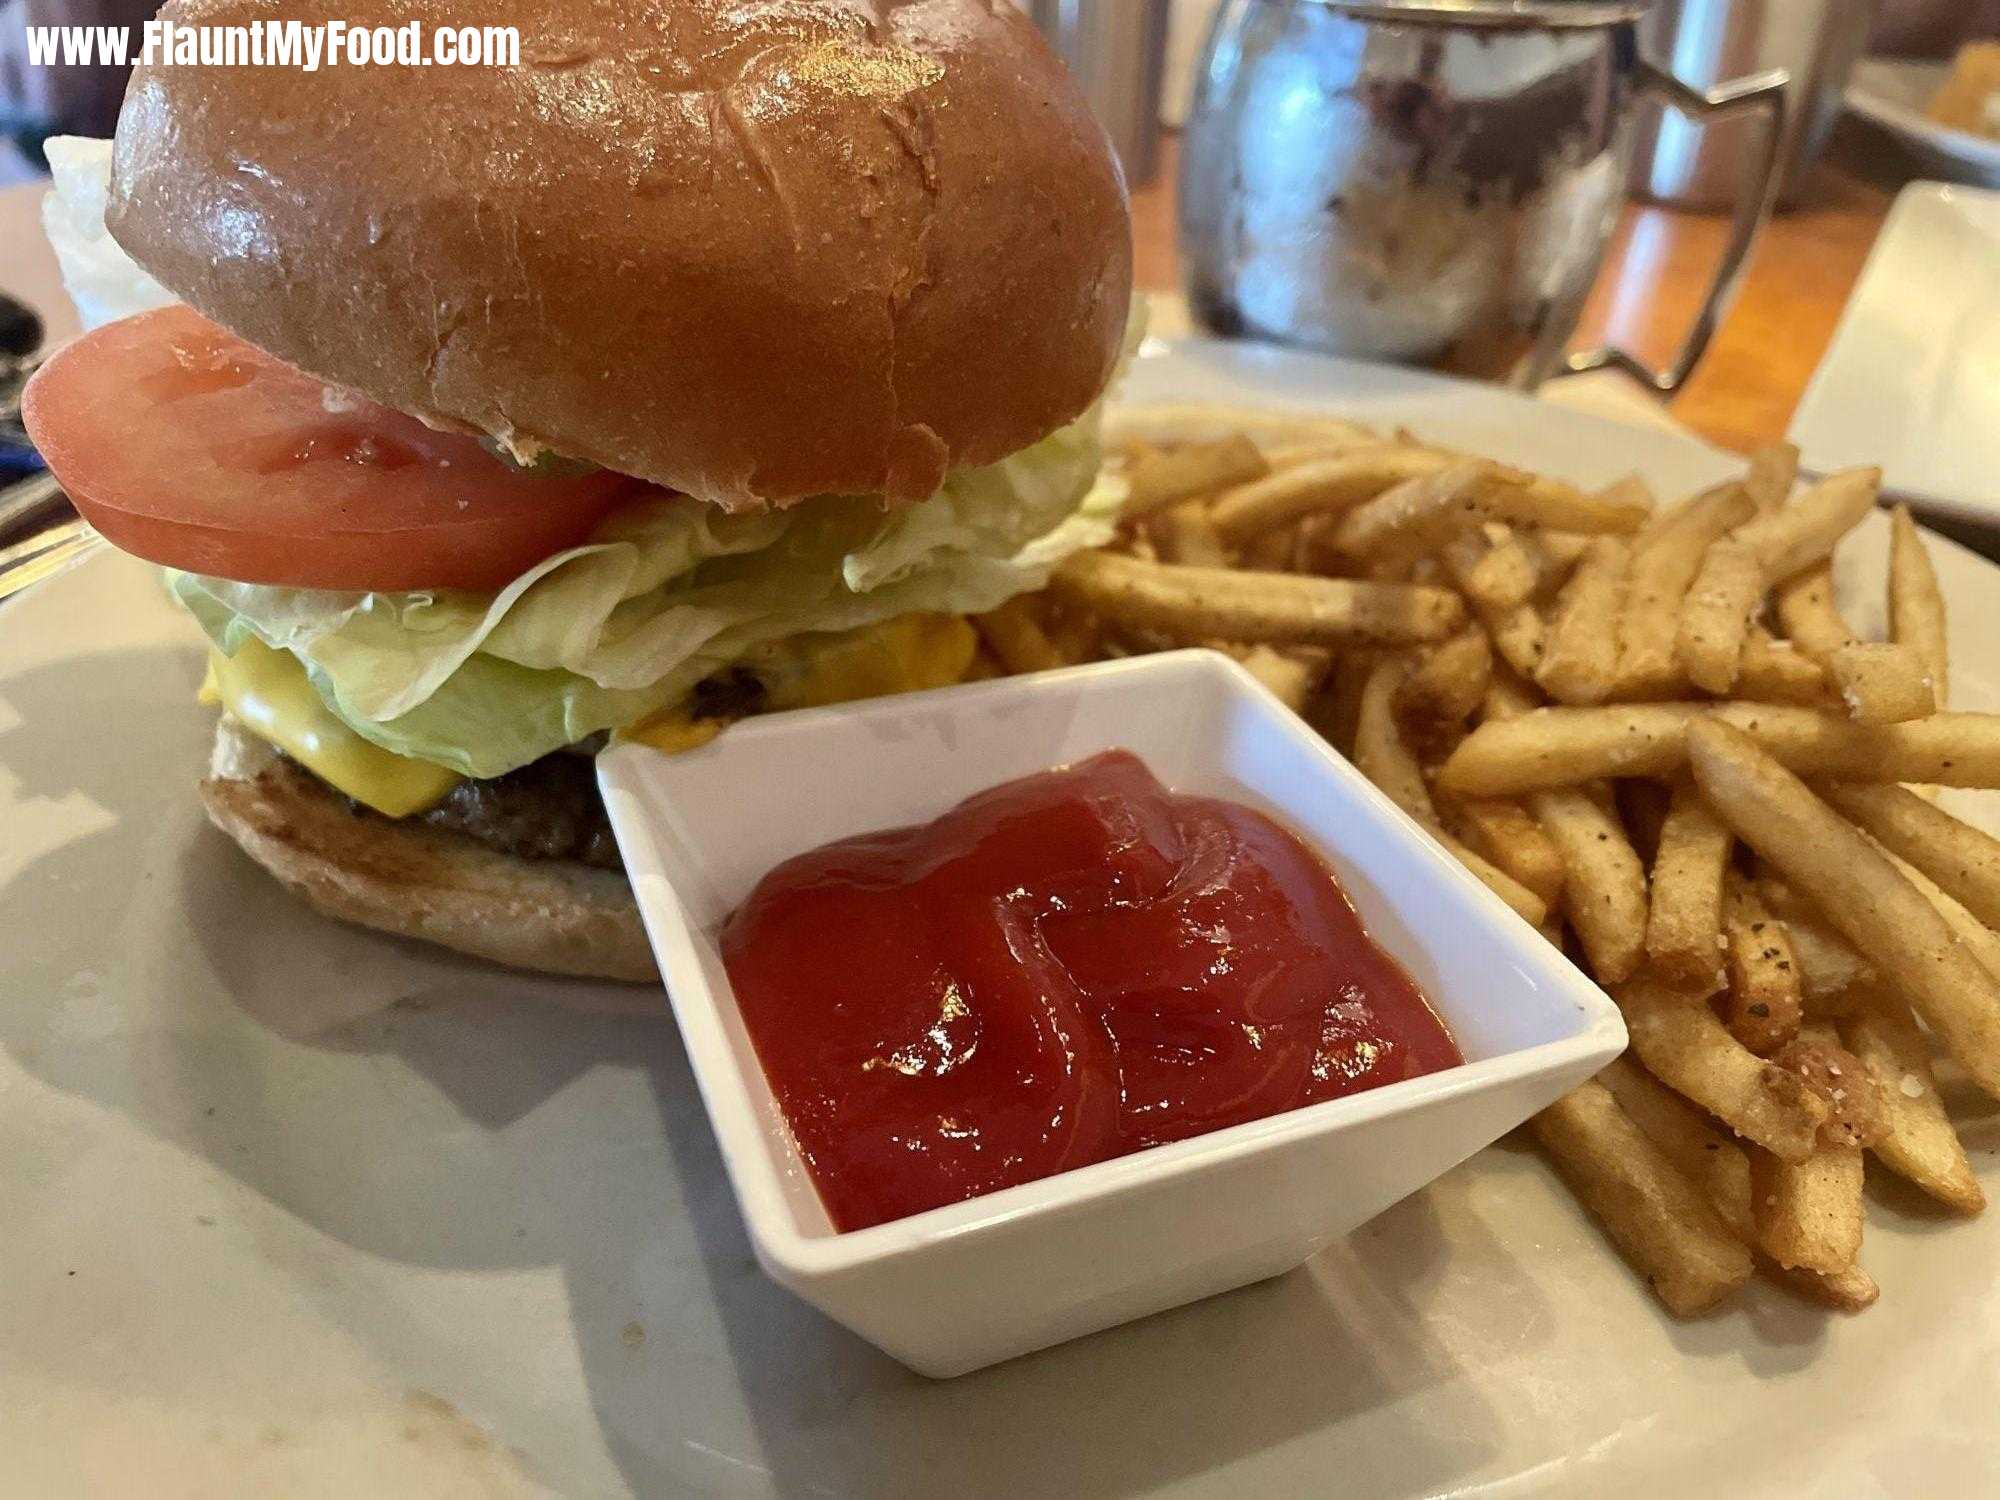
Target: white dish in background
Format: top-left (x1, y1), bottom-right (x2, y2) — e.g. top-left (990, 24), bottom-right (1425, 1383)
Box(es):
top-left (598, 651), bottom-right (1622, 1377)
top-left (1845, 58), bottom-right (2000, 190)
top-left (1790, 182), bottom-right (2000, 529)
top-left (4, 337), bottom-right (2000, 1495)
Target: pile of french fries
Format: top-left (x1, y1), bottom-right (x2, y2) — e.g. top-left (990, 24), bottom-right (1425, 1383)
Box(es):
top-left (972, 402), bottom-right (2000, 1317)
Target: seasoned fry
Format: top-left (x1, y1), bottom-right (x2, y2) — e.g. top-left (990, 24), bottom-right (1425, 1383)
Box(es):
top-left (1149, 501), bottom-right (1232, 568)
top-left (1596, 1055), bottom-right (1755, 1241)
top-left (1328, 461), bottom-right (1501, 561)
top-left (1888, 504), bottom-right (1948, 710)
top-left (1823, 781), bottom-right (2000, 931)
top-left (1720, 873), bottom-right (1804, 1057)
top-left (1644, 782), bottom-right (1731, 988)
top-left (1754, 872), bottom-right (1874, 1015)
top-left (1208, 447), bottom-right (1452, 539)
top-left (1686, 719), bottom-right (2000, 1100)
top-left (1731, 466), bottom-right (1881, 583)
top-left (1480, 600), bottom-right (1548, 681)
top-left (1772, 1027), bottom-right (1886, 1150)
top-left (973, 596), bottom-right (1070, 675)
top-left (1748, 1138), bottom-right (1863, 1276)
top-left (1393, 628), bottom-right (1492, 759)
top-left (1224, 643), bottom-right (1322, 713)
top-left (1617, 974), bottom-right (1829, 1161)
top-left (1438, 792), bottom-right (1565, 910)
top-left (1332, 462), bottom-right (1642, 562)
top-left (1352, 656), bottom-right (1546, 926)
top-left (1105, 403), bottom-right (1377, 453)
top-left (1773, 565), bottom-right (1931, 723)
top-left (1121, 435), bottom-right (1269, 519)
top-left (1618, 483), bottom-right (1755, 697)
top-left (1436, 702), bottom-right (2000, 795)
top-left (1772, 1261), bottom-right (1879, 1312)
top-left (1304, 647), bottom-right (1377, 758)
top-left (1772, 562), bottom-right (1853, 657)
top-left (1744, 441), bottom-right (1800, 514)
top-left (1535, 537), bottom-right (1630, 705)
top-left (1839, 992), bottom-right (1985, 1215)
top-left (1734, 628), bottom-right (1829, 705)
top-left (1678, 539), bottom-right (1764, 693)
top-left (1885, 853), bottom-right (2000, 986)
top-left (1528, 783), bottom-right (1647, 982)
top-left (1530, 1081), bottom-right (1754, 1316)
top-left (1826, 642), bottom-right (1936, 724)
top-left (1052, 551), bottom-right (1464, 647)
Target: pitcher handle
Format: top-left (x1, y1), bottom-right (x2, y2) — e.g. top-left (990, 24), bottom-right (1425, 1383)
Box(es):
top-left (1564, 62), bottom-right (1791, 395)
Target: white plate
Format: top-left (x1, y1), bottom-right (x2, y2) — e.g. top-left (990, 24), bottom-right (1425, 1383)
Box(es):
top-left (1789, 182), bottom-right (2000, 529)
top-left (4, 338), bottom-right (1999, 1497)
top-left (1846, 58), bottom-right (2000, 190)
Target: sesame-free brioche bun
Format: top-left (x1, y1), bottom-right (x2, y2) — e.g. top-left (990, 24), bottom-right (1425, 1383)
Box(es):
top-left (201, 721), bottom-right (658, 983)
top-left (105, 0), bottom-right (1132, 510)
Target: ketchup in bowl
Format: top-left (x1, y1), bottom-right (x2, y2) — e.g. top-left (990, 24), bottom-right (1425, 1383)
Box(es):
top-left (721, 750), bottom-right (1461, 1232)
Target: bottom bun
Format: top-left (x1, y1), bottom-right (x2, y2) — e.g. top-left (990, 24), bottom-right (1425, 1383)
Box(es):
top-left (199, 719), bottom-right (659, 983)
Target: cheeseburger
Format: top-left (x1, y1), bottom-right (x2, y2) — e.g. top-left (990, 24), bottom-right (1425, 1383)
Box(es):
top-left (24, 0), bottom-right (1133, 981)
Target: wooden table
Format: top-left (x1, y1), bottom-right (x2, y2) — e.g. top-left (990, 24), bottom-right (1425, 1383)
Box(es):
top-left (1131, 130), bottom-right (1899, 457)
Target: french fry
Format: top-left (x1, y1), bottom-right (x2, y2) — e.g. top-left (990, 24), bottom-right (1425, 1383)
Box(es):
top-left (1436, 702), bottom-right (2000, 796)
top-left (1744, 441), bottom-right (1800, 513)
top-left (1774, 564), bottom-right (1933, 724)
top-left (1748, 1137), bottom-right (1864, 1276)
top-left (1527, 783), bottom-right (1647, 982)
top-left (1331, 462), bottom-right (1642, 563)
top-left (1885, 852), bottom-right (2000, 987)
top-left (1771, 1261), bottom-right (1879, 1312)
top-left (1888, 504), bottom-right (1948, 710)
top-left (1535, 537), bottom-right (1630, 706)
top-left (1438, 792), bottom-right (1566, 911)
top-left (1052, 551), bottom-right (1464, 647)
top-left (1328, 461), bottom-right (1502, 561)
top-left (1224, 643), bottom-right (1321, 713)
top-left (1734, 628), bottom-right (1830, 705)
top-left (1731, 466), bottom-right (1881, 583)
top-left (1617, 483), bottom-right (1756, 697)
top-left (1530, 1081), bottom-right (1754, 1316)
top-left (1773, 562), bottom-right (1855, 657)
top-left (1304, 647), bottom-right (1377, 758)
top-left (1754, 872), bottom-right (1874, 1016)
top-left (1149, 501), bottom-right (1232, 568)
top-left (1617, 974), bottom-right (1829, 1162)
top-left (1596, 1055), bottom-right (1755, 1241)
top-left (1686, 719), bottom-right (2000, 1100)
top-left (1720, 873), bottom-right (1804, 1057)
top-left (973, 596), bottom-right (1070, 675)
top-left (1618, 777), bottom-right (1674, 863)
top-left (1104, 403), bottom-right (1377, 453)
top-left (1826, 643), bottom-right (1949, 727)
top-left (1771, 1026), bottom-right (1885, 1150)
top-left (1678, 539), bottom-right (1764, 693)
top-left (1823, 782), bottom-right (2000, 931)
top-left (1479, 600), bottom-right (1548, 681)
top-left (1121, 435), bottom-right (1270, 520)
top-left (1643, 783), bottom-right (1730, 987)
top-left (1352, 656), bottom-right (1547, 926)
top-left (1839, 991), bottom-right (1985, 1215)
top-left (1393, 628), bottom-right (1492, 760)
top-left (1208, 447), bottom-right (1453, 539)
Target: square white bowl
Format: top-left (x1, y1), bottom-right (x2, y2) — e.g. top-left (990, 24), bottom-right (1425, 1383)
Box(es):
top-left (598, 649), bottom-right (1624, 1378)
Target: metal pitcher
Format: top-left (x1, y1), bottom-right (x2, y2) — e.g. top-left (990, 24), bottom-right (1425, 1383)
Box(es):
top-left (1178, 0), bottom-right (1789, 391)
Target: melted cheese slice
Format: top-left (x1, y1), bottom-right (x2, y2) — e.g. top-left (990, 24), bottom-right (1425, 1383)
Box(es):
top-left (201, 639), bottom-right (463, 817)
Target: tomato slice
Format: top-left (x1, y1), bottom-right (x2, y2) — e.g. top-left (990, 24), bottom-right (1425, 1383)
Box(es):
top-left (22, 305), bottom-right (643, 591)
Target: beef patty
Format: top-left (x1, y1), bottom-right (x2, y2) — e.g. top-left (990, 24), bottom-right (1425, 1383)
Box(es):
top-left (322, 750), bottom-right (624, 870)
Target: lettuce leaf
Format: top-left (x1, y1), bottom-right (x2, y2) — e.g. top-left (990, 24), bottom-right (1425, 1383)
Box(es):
top-left (168, 409), bottom-right (1126, 777)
